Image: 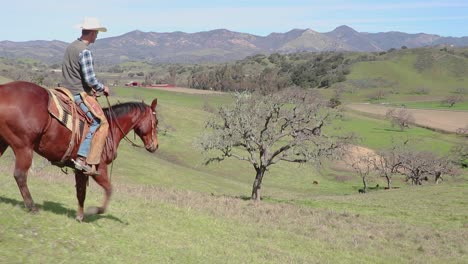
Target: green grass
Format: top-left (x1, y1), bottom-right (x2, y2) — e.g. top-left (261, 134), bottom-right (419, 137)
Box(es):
top-left (335, 111), bottom-right (462, 154)
top-left (111, 86), bottom-right (232, 109)
top-left (1, 163), bottom-right (466, 263)
top-left (0, 86), bottom-right (467, 263)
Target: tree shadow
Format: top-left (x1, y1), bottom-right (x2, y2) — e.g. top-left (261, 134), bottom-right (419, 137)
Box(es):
top-left (0, 196), bottom-right (127, 224)
top-left (238, 195), bottom-right (251, 201)
top-left (374, 127), bottom-right (405, 132)
top-left (236, 195), bottom-right (274, 202)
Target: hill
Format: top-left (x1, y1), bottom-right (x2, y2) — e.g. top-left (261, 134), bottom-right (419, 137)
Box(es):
top-left (132, 47), bottom-right (467, 100)
top-left (0, 87), bottom-right (466, 262)
top-left (337, 47), bottom-right (468, 102)
top-left (0, 25), bottom-right (467, 64)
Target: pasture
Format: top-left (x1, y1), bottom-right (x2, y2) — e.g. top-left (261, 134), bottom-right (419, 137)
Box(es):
top-left (335, 48), bottom-right (468, 104)
top-left (0, 86), bottom-right (467, 263)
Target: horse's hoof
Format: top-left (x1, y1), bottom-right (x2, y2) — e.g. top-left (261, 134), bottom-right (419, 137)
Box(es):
top-left (85, 206), bottom-right (100, 216)
top-left (75, 215), bottom-right (84, 223)
top-left (29, 207), bottom-right (39, 214)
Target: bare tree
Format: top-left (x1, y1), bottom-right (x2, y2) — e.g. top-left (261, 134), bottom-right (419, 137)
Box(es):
top-left (374, 147), bottom-right (402, 189)
top-left (456, 125), bottom-right (468, 136)
top-left (347, 154), bottom-right (375, 193)
top-left (385, 108), bottom-right (415, 131)
top-left (396, 150), bottom-right (458, 185)
top-left (375, 139), bottom-right (461, 186)
top-left (367, 90), bottom-right (386, 101)
top-left (430, 157), bottom-right (458, 184)
top-left (442, 95), bottom-right (464, 107)
top-left (453, 87), bottom-right (467, 95)
top-left (451, 142), bottom-right (468, 168)
top-left (196, 89), bottom-right (351, 201)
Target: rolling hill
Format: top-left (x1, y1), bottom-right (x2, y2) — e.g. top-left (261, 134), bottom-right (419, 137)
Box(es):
top-left (338, 47), bottom-right (468, 102)
top-left (0, 86), bottom-right (466, 263)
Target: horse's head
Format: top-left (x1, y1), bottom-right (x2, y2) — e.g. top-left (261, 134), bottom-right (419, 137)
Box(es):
top-left (134, 99), bottom-right (159, 152)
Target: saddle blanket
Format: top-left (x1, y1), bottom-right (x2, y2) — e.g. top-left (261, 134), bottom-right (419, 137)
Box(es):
top-left (47, 88), bottom-right (76, 131)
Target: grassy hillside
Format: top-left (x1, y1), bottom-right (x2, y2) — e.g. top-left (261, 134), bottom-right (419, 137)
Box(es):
top-left (337, 48), bottom-right (468, 103)
top-left (0, 87), bottom-right (467, 263)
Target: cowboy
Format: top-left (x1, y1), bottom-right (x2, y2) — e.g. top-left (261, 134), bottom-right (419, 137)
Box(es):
top-left (61, 17), bottom-right (110, 175)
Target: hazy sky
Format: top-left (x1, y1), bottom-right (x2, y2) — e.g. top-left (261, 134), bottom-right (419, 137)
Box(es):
top-left (2, 0), bottom-right (467, 42)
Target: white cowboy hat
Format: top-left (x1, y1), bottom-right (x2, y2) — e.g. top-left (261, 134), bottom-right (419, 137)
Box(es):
top-left (77, 17), bottom-right (107, 32)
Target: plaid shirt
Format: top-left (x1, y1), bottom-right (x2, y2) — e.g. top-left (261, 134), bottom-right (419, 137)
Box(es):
top-left (79, 49), bottom-right (104, 92)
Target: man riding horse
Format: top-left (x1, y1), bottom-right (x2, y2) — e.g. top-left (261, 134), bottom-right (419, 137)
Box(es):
top-left (0, 18), bottom-right (159, 220)
top-left (61, 17), bottom-right (110, 175)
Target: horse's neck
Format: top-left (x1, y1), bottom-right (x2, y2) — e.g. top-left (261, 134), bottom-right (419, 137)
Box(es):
top-left (112, 114), bottom-right (139, 141)
top-left (105, 108), bottom-right (144, 162)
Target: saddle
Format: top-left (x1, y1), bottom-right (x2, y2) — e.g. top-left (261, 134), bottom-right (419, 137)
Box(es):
top-left (47, 88), bottom-right (92, 162)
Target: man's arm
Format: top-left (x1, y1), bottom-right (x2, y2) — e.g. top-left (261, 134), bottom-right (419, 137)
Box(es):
top-left (79, 49), bottom-right (105, 92)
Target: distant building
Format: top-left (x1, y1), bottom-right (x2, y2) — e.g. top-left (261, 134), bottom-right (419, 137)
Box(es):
top-left (125, 81), bottom-right (142, 87)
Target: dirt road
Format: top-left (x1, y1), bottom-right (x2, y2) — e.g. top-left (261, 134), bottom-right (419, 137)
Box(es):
top-left (146, 86), bottom-right (225, 95)
top-left (346, 103), bottom-right (468, 133)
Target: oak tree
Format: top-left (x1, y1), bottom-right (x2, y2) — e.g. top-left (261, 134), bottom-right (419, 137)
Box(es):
top-left (197, 89), bottom-right (350, 201)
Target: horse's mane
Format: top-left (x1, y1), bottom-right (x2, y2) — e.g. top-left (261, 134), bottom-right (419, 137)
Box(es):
top-left (103, 102), bottom-right (147, 119)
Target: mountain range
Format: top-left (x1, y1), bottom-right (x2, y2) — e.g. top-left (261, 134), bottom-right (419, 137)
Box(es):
top-left (0, 25), bottom-right (467, 64)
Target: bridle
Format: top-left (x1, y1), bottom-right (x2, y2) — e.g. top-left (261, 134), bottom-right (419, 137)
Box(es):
top-left (105, 96), bottom-right (153, 149)
top-left (145, 110), bottom-right (157, 150)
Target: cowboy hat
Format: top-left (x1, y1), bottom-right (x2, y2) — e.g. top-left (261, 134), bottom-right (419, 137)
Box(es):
top-left (77, 17), bottom-right (107, 32)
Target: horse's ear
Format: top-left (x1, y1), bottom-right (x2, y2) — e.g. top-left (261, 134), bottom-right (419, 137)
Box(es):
top-left (151, 98), bottom-right (158, 110)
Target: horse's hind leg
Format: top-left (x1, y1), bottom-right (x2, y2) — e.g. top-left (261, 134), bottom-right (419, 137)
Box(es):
top-left (13, 147), bottom-right (37, 212)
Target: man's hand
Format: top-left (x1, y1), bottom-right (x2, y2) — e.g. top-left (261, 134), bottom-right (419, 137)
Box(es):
top-left (103, 86), bottom-right (110, 96)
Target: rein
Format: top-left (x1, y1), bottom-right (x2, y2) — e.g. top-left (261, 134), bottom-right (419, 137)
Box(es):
top-left (105, 96), bottom-right (144, 148)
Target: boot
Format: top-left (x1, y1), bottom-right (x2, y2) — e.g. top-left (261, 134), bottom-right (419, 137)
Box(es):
top-left (73, 156), bottom-right (99, 176)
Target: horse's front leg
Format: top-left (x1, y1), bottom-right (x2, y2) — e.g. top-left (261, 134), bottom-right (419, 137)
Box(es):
top-left (87, 165), bottom-right (112, 215)
top-left (13, 147), bottom-right (37, 212)
top-left (75, 172), bottom-right (88, 222)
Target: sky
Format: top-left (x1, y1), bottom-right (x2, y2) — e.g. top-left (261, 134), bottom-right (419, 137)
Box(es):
top-left (2, 0), bottom-right (468, 42)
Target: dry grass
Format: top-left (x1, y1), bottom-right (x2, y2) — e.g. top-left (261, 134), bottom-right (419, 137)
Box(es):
top-left (331, 145), bottom-right (379, 172)
top-left (112, 179), bottom-right (467, 262)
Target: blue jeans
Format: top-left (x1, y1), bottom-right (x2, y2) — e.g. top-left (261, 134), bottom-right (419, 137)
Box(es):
top-left (74, 94), bottom-right (101, 158)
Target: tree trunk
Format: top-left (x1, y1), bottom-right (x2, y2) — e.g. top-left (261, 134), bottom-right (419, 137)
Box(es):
top-left (362, 177), bottom-right (368, 192)
top-left (434, 172), bottom-right (442, 184)
top-left (251, 169), bottom-right (265, 201)
top-left (385, 175), bottom-right (392, 189)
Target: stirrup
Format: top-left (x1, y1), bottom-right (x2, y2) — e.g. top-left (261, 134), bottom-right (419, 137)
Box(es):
top-left (83, 165), bottom-right (100, 176)
top-left (72, 159), bottom-right (100, 176)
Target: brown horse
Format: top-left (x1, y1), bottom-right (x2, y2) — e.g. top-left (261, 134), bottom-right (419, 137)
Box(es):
top-left (0, 81), bottom-right (159, 221)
